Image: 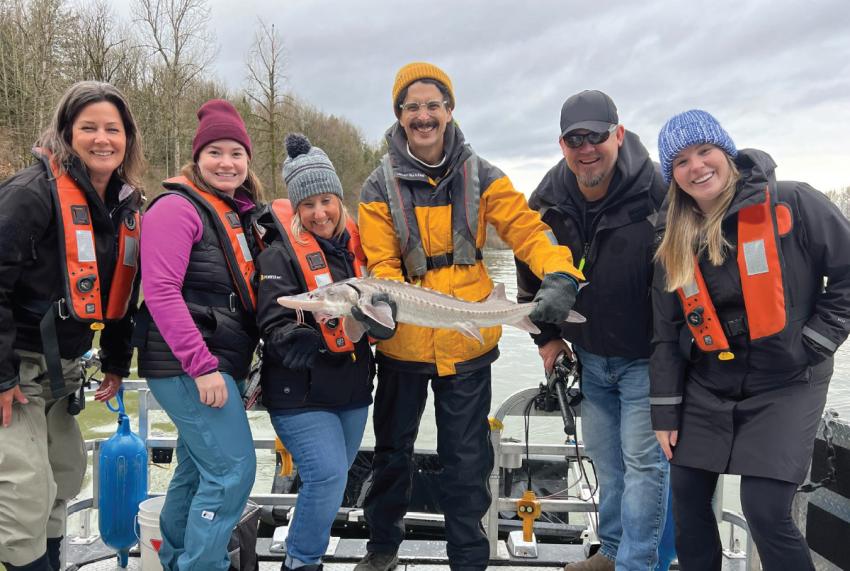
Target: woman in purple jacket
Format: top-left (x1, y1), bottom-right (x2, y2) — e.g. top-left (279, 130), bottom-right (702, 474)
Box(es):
top-left (134, 99), bottom-right (263, 570)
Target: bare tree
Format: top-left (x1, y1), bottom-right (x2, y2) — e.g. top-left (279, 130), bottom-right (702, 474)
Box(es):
top-left (245, 21), bottom-right (289, 196)
top-left (0, 0), bottom-right (72, 167)
top-left (68, 0), bottom-right (138, 85)
top-left (133, 0), bottom-right (214, 172)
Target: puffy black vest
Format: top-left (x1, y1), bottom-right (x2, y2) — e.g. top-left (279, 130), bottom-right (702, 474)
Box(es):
top-left (134, 186), bottom-right (259, 380)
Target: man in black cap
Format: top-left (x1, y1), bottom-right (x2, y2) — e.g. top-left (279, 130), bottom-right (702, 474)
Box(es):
top-left (516, 90), bottom-right (675, 571)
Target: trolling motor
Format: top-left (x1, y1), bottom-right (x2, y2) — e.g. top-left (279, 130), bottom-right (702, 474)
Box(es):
top-left (534, 352), bottom-right (582, 437)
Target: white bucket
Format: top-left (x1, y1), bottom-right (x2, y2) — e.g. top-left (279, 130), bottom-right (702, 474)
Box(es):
top-left (137, 496), bottom-right (165, 571)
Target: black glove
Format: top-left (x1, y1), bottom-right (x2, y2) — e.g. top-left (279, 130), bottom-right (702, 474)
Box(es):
top-left (529, 272), bottom-right (579, 325)
top-left (265, 327), bottom-right (321, 370)
top-left (350, 293), bottom-right (398, 341)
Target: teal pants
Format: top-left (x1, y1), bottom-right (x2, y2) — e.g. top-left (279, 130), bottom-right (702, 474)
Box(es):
top-left (147, 374), bottom-right (256, 571)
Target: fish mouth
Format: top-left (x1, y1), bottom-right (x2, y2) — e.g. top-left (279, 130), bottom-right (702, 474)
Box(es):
top-left (276, 295), bottom-right (327, 311)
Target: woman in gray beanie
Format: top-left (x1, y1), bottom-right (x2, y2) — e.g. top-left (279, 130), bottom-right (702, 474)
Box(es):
top-left (253, 134), bottom-right (389, 571)
top-left (651, 110), bottom-right (850, 570)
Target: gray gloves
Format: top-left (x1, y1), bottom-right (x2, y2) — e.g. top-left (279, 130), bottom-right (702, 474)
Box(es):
top-left (529, 272), bottom-right (579, 325)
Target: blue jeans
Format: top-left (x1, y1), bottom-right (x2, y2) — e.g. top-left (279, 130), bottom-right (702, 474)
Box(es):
top-left (574, 347), bottom-right (672, 571)
top-left (147, 374), bottom-right (256, 571)
top-left (269, 407), bottom-right (368, 567)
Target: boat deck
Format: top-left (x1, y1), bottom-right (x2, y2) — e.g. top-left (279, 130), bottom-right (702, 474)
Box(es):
top-left (71, 538), bottom-right (580, 569)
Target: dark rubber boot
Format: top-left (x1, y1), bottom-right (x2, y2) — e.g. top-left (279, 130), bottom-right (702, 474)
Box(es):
top-left (46, 536), bottom-right (62, 571)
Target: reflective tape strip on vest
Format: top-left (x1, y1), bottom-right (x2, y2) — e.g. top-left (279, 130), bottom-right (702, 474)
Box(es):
top-left (270, 199), bottom-right (366, 352)
top-left (46, 156), bottom-right (139, 323)
top-left (381, 152), bottom-right (480, 279)
top-left (163, 176), bottom-right (257, 311)
top-left (677, 186), bottom-right (787, 352)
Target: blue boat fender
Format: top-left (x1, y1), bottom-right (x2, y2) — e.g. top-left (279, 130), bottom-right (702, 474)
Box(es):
top-left (98, 388), bottom-right (148, 568)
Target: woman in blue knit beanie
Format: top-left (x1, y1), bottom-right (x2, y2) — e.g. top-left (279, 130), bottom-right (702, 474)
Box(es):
top-left (651, 109), bottom-right (850, 570)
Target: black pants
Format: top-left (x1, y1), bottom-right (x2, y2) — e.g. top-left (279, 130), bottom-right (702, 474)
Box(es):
top-left (670, 464), bottom-right (814, 571)
top-left (364, 364), bottom-right (494, 570)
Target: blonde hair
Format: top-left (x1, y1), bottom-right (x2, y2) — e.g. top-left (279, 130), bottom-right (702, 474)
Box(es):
top-left (291, 195), bottom-right (349, 245)
top-left (655, 155), bottom-right (740, 291)
top-left (36, 81), bottom-right (145, 192)
top-left (179, 160), bottom-right (265, 204)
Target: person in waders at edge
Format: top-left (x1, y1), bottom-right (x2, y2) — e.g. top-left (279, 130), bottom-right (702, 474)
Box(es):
top-left (0, 81), bottom-right (144, 571)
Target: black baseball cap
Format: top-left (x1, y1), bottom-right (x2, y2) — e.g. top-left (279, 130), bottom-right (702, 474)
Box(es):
top-left (559, 90), bottom-right (619, 137)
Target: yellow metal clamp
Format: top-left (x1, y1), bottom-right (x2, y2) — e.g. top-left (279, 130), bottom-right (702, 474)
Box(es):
top-left (274, 437), bottom-right (294, 477)
top-left (516, 489), bottom-right (542, 542)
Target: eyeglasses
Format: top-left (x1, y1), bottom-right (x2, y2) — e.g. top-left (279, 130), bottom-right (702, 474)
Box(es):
top-left (399, 100), bottom-right (448, 115)
top-left (563, 124), bottom-right (617, 149)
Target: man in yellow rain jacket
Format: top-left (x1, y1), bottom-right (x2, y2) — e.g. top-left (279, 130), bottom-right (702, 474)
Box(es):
top-left (354, 62), bottom-right (584, 571)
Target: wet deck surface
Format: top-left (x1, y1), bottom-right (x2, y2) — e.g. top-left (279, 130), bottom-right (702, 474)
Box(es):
top-left (72, 537), bottom-right (579, 569)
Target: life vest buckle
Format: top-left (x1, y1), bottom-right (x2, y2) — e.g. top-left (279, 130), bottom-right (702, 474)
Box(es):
top-left (56, 298), bottom-right (69, 320)
top-left (228, 292), bottom-right (237, 313)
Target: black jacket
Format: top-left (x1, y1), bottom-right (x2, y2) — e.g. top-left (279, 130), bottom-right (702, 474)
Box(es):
top-left (134, 185), bottom-right (261, 380)
top-left (516, 131), bottom-right (666, 358)
top-left (0, 156), bottom-right (141, 391)
top-left (651, 148), bottom-right (850, 427)
top-left (255, 216), bottom-right (374, 411)
top-left (649, 149), bottom-right (850, 482)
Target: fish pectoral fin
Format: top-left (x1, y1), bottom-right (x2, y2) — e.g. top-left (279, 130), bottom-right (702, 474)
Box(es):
top-left (577, 281), bottom-right (590, 292)
top-left (513, 316), bottom-right (540, 334)
top-left (455, 322), bottom-right (485, 345)
top-left (360, 300), bottom-right (395, 329)
top-left (565, 310), bottom-right (587, 324)
top-left (343, 316), bottom-right (367, 342)
top-left (485, 282), bottom-right (508, 302)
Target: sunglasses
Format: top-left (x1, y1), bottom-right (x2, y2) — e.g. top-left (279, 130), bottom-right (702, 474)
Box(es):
top-left (563, 124), bottom-right (617, 149)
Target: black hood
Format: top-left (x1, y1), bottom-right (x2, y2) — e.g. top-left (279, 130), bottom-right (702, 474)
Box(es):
top-left (726, 148), bottom-right (778, 216)
top-left (529, 130), bottom-right (663, 215)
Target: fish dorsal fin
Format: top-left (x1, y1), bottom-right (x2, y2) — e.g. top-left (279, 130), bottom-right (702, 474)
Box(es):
top-left (486, 283), bottom-right (507, 302)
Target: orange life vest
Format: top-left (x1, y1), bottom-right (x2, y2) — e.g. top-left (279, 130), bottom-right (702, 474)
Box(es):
top-left (269, 199), bottom-right (367, 352)
top-left (163, 176), bottom-right (258, 312)
top-left (677, 186), bottom-right (794, 357)
top-left (43, 152), bottom-right (140, 326)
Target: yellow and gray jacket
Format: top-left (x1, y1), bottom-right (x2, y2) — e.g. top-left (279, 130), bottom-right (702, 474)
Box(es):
top-left (358, 123), bottom-right (582, 376)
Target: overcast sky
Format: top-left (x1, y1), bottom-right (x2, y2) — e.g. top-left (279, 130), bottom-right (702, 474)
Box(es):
top-left (153, 0), bottom-right (850, 194)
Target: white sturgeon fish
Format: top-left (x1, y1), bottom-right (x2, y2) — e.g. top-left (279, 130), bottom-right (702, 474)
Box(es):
top-left (277, 277), bottom-right (586, 344)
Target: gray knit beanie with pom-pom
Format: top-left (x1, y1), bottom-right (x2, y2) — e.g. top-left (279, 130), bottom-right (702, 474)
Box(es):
top-left (281, 133), bottom-right (344, 207)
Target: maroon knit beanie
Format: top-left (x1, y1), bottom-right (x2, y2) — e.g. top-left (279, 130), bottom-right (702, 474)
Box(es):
top-left (191, 99), bottom-right (252, 160)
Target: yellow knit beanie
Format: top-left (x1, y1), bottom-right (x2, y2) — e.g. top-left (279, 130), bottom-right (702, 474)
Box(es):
top-left (392, 62), bottom-right (455, 117)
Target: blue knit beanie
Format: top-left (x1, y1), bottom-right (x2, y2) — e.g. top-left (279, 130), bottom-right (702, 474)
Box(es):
top-left (282, 133), bottom-right (344, 207)
top-left (657, 110), bottom-right (737, 186)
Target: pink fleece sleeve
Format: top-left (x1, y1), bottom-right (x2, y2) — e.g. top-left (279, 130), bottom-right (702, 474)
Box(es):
top-left (140, 194), bottom-right (219, 378)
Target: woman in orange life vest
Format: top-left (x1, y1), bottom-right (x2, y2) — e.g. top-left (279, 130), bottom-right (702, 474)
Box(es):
top-left (135, 100), bottom-right (263, 571)
top-left (650, 110), bottom-right (850, 571)
top-left (254, 134), bottom-right (381, 571)
top-left (0, 81), bottom-right (144, 571)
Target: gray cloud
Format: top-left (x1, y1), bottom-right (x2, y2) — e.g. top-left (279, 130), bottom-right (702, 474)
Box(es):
top-left (196, 0), bottom-right (849, 191)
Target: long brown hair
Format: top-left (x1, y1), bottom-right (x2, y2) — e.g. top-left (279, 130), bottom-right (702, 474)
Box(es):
top-left (35, 81), bottom-right (145, 191)
top-left (654, 155), bottom-right (740, 291)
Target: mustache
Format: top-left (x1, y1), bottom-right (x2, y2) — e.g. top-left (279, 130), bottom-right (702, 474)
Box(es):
top-left (409, 118), bottom-right (438, 130)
